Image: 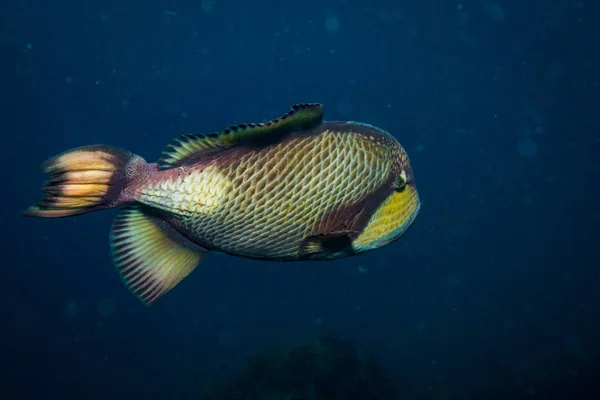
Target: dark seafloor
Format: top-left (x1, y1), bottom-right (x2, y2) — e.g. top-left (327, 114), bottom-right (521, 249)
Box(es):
top-left (0, 0), bottom-right (598, 399)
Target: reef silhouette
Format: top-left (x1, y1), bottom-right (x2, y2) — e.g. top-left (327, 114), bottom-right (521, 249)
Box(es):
top-left (201, 333), bottom-right (399, 400)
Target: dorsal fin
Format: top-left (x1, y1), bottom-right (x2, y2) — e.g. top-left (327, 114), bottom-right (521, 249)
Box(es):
top-left (158, 103), bottom-right (324, 170)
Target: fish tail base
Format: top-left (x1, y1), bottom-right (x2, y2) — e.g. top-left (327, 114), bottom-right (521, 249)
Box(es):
top-left (23, 145), bottom-right (148, 218)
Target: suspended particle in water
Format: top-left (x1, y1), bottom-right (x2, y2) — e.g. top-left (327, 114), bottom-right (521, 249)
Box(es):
top-left (201, 0), bottom-right (215, 14)
top-left (517, 138), bottom-right (538, 158)
top-left (325, 16), bottom-right (341, 34)
top-left (97, 297), bottom-right (117, 318)
top-left (64, 301), bottom-right (79, 318)
top-left (457, 11), bottom-right (469, 26)
top-left (521, 194), bottom-right (534, 207)
top-left (483, 2), bottom-right (506, 21)
top-left (357, 265), bottom-right (369, 274)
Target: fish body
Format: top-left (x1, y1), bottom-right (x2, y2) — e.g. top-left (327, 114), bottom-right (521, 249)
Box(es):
top-left (24, 104), bottom-right (420, 305)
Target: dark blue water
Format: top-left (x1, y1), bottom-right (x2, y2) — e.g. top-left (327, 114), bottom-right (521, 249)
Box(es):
top-left (2, 0), bottom-right (599, 399)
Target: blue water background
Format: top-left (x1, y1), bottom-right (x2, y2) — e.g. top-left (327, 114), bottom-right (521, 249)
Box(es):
top-left (1, 0), bottom-right (599, 398)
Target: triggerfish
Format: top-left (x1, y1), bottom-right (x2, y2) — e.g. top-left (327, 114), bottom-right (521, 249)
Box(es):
top-left (24, 104), bottom-right (420, 305)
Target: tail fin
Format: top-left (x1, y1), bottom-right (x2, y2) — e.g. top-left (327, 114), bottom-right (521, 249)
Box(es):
top-left (23, 145), bottom-right (148, 218)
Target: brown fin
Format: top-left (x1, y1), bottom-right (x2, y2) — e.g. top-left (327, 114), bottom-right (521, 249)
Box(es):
top-left (22, 145), bottom-right (147, 218)
top-left (157, 103), bottom-right (324, 169)
top-left (110, 205), bottom-right (205, 306)
top-left (300, 230), bottom-right (355, 257)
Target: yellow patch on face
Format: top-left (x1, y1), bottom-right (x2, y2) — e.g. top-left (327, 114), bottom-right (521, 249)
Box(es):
top-left (353, 185), bottom-right (420, 252)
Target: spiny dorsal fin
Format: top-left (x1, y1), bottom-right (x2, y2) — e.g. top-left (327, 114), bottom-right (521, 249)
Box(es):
top-left (158, 103), bottom-right (323, 170)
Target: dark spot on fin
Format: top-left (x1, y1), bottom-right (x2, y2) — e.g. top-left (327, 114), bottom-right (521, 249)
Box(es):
top-left (300, 230), bottom-right (355, 258)
top-left (110, 205), bottom-right (206, 306)
top-left (158, 103), bottom-right (324, 170)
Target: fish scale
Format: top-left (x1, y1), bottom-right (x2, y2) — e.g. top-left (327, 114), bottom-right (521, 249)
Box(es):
top-left (24, 103), bottom-right (420, 305)
top-left (154, 129), bottom-right (391, 260)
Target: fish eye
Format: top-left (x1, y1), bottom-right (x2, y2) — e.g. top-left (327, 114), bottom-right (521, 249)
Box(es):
top-left (394, 170), bottom-right (408, 192)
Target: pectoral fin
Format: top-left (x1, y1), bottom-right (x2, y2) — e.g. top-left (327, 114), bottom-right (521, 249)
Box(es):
top-left (110, 205), bottom-right (205, 305)
top-left (300, 230), bottom-right (356, 258)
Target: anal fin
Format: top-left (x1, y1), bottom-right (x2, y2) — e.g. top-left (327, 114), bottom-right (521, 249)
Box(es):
top-left (110, 205), bottom-right (205, 305)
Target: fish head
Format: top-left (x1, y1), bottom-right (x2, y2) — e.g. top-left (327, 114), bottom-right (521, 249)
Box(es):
top-left (352, 144), bottom-right (420, 253)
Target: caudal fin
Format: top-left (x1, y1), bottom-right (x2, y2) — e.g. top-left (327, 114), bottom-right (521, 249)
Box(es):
top-left (23, 145), bottom-right (148, 218)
